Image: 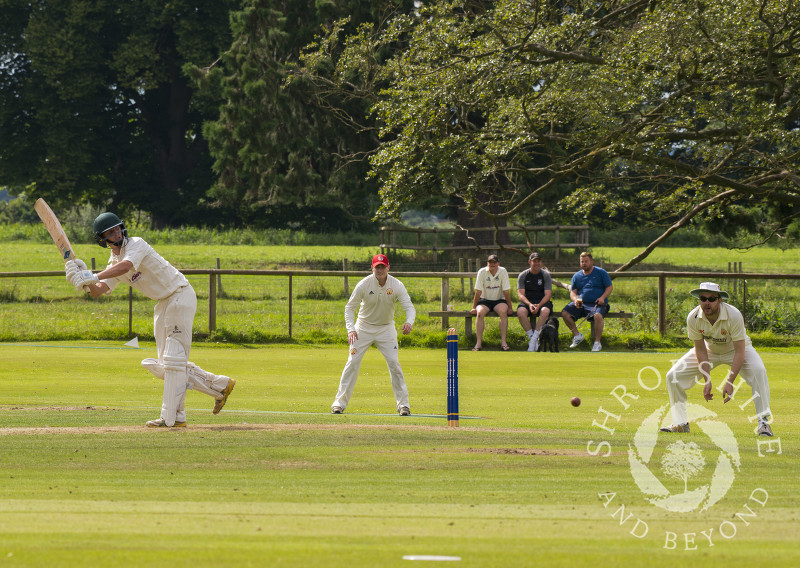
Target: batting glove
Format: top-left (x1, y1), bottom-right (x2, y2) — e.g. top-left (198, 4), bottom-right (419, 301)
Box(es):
top-left (65, 258), bottom-right (88, 271)
top-left (72, 269), bottom-right (99, 292)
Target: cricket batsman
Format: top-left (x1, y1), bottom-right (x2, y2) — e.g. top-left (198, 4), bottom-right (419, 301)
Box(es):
top-left (331, 254), bottom-right (415, 415)
top-left (64, 212), bottom-right (235, 428)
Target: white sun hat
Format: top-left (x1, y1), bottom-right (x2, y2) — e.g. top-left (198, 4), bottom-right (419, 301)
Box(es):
top-left (690, 281), bottom-right (729, 300)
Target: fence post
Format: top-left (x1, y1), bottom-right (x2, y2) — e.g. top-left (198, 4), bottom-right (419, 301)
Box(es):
top-left (658, 274), bottom-right (666, 335)
top-left (554, 226), bottom-right (561, 261)
top-left (216, 258), bottom-right (223, 297)
top-left (433, 228), bottom-right (438, 264)
top-left (91, 258), bottom-right (96, 270)
top-left (128, 286), bottom-right (133, 337)
top-left (343, 259), bottom-right (349, 296)
top-left (288, 274), bottom-right (293, 338)
top-left (209, 273), bottom-right (217, 333)
top-left (742, 279), bottom-right (747, 322)
top-left (441, 276), bottom-right (450, 330)
top-left (459, 258), bottom-right (465, 295)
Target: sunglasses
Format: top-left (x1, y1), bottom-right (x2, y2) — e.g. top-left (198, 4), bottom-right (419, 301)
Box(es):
top-left (698, 295), bottom-right (720, 303)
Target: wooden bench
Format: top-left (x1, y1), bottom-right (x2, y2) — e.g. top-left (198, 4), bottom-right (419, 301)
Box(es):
top-left (428, 310), bottom-right (634, 340)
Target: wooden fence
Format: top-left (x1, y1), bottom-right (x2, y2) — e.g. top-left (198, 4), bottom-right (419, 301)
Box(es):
top-left (380, 225), bottom-right (590, 262)
top-left (3, 269), bottom-right (798, 338)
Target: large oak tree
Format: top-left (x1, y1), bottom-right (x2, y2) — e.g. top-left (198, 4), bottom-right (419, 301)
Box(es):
top-left (297, 0), bottom-right (800, 265)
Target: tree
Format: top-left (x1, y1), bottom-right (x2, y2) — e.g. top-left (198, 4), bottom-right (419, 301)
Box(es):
top-left (190, 0), bottom-right (416, 230)
top-left (661, 440), bottom-right (706, 494)
top-left (0, 0), bottom-right (237, 226)
top-left (296, 0), bottom-right (800, 263)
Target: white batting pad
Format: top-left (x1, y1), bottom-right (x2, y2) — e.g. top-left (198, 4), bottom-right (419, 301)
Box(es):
top-left (161, 336), bottom-right (188, 427)
top-left (187, 363), bottom-right (224, 400)
top-left (141, 358), bottom-right (164, 379)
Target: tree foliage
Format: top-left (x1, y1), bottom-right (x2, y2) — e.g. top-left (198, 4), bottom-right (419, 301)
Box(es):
top-left (297, 0), bottom-right (800, 264)
top-left (191, 0), bottom-right (416, 230)
top-left (0, 0), bottom-right (236, 226)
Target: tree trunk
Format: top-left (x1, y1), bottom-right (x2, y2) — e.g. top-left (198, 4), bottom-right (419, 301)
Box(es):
top-left (451, 201), bottom-right (511, 249)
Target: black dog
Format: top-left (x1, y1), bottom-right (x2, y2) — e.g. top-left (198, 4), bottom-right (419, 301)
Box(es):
top-left (537, 316), bottom-right (560, 352)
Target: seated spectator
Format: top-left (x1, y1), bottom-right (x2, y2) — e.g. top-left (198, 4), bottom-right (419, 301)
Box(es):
top-left (470, 254), bottom-right (514, 351)
top-left (516, 252), bottom-right (553, 351)
top-left (561, 252), bottom-right (613, 352)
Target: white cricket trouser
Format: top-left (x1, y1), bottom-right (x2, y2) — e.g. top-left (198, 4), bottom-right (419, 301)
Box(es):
top-left (332, 325), bottom-right (409, 411)
top-left (666, 346), bottom-right (772, 426)
top-left (154, 285), bottom-right (195, 423)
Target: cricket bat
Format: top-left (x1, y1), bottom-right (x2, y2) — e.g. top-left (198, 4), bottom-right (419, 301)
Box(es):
top-left (34, 198), bottom-right (75, 263)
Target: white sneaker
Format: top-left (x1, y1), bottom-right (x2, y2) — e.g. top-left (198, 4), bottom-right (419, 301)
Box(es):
top-left (528, 333), bottom-right (538, 352)
top-left (569, 333), bottom-right (585, 348)
top-left (591, 342), bottom-right (602, 352)
top-left (146, 418), bottom-right (187, 428)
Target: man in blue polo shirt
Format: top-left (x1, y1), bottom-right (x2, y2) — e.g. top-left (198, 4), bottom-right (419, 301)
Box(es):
top-left (561, 252), bottom-right (613, 352)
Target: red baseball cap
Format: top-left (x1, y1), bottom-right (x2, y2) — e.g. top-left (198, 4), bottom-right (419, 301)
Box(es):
top-left (372, 254), bottom-right (389, 267)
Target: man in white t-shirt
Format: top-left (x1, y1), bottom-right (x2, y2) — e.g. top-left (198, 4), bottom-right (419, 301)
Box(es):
top-left (660, 282), bottom-right (773, 437)
top-left (470, 254), bottom-right (514, 351)
top-left (65, 213), bottom-right (235, 428)
top-left (331, 254), bottom-right (416, 415)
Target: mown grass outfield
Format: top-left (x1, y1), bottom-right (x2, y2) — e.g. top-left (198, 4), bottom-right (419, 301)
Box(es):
top-left (1, 342), bottom-right (798, 567)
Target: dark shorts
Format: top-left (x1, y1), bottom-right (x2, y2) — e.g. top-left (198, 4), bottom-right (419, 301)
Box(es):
top-left (517, 301), bottom-right (553, 314)
top-left (477, 299), bottom-right (508, 311)
top-left (562, 302), bottom-right (610, 320)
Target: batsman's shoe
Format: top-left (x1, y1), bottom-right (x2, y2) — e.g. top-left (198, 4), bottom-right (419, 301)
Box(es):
top-left (331, 406), bottom-right (344, 414)
top-left (591, 342), bottom-right (602, 352)
top-left (569, 333), bottom-right (585, 348)
top-left (146, 418), bottom-right (187, 428)
top-left (757, 422), bottom-right (774, 437)
top-left (212, 377), bottom-right (236, 415)
top-left (399, 406), bottom-right (411, 416)
top-left (659, 423), bottom-right (690, 433)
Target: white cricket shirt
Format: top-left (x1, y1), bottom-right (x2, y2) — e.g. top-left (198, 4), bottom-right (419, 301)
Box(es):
top-left (345, 273), bottom-right (415, 333)
top-left (475, 266), bottom-right (511, 301)
top-left (101, 237), bottom-right (189, 301)
top-left (686, 302), bottom-right (751, 355)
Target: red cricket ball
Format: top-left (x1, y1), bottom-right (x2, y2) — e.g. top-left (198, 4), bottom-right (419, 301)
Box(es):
top-left (570, 396), bottom-right (581, 407)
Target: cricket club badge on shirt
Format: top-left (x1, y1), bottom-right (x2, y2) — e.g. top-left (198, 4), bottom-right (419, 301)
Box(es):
top-left (386, 288), bottom-right (393, 295)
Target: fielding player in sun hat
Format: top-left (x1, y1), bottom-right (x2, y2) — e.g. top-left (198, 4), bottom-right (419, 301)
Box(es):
top-left (516, 252), bottom-right (553, 352)
top-left (331, 253), bottom-right (416, 415)
top-left (660, 282), bottom-right (773, 437)
top-left (64, 212), bottom-right (236, 428)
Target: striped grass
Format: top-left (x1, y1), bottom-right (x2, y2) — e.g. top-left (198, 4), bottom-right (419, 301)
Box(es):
top-left (0, 343), bottom-right (798, 566)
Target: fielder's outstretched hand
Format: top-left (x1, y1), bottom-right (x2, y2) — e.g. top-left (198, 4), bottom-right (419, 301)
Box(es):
top-left (703, 380), bottom-right (714, 401)
top-left (721, 380), bottom-right (734, 403)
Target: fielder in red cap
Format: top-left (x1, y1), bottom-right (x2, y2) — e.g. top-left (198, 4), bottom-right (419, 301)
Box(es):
top-left (331, 254), bottom-right (416, 415)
